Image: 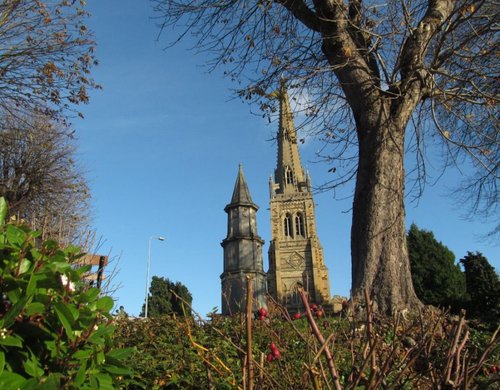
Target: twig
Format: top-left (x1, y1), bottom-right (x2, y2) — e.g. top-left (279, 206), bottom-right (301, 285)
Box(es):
top-left (258, 352), bottom-right (265, 388)
top-left (299, 288), bottom-right (342, 390)
top-left (246, 275), bottom-right (254, 390)
top-left (205, 361), bottom-right (215, 390)
top-left (170, 290), bottom-right (281, 388)
top-left (312, 332), bottom-right (336, 365)
top-left (453, 329), bottom-right (469, 385)
top-left (443, 310), bottom-right (466, 385)
top-left (465, 324), bottom-right (500, 388)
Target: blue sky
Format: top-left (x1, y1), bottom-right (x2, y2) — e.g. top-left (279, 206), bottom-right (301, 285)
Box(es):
top-left (74, 0), bottom-right (498, 317)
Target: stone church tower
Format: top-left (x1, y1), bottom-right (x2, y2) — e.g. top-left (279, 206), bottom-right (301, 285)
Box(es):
top-left (267, 87), bottom-right (332, 311)
top-left (221, 165), bottom-right (267, 315)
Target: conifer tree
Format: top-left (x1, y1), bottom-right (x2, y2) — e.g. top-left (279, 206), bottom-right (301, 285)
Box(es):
top-left (460, 252), bottom-right (499, 324)
top-left (141, 276), bottom-right (193, 317)
top-left (407, 224), bottom-right (466, 311)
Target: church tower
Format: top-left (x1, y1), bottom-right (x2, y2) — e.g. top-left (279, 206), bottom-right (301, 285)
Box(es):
top-left (221, 165), bottom-right (267, 315)
top-left (267, 86), bottom-right (332, 311)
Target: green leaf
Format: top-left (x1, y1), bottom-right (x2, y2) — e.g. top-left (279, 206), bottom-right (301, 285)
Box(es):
top-left (23, 354), bottom-right (44, 378)
top-left (42, 240), bottom-right (58, 252)
top-left (36, 273), bottom-right (60, 290)
top-left (0, 351), bottom-right (4, 376)
top-left (96, 296), bottom-right (114, 312)
top-left (0, 197), bottom-right (6, 227)
top-left (80, 288), bottom-right (100, 303)
top-left (0, 335), bottom-right (23, 348)
top-left (49, 261), bottom-right (71, 273)
top-left (66, 303), bottom-right (79, 323)
top-left (26, 274), bottom-right (36, 297)
top-left (73, 349), bottom-right (92, 360)
top-left (74, 264), bottom-right (91, 278)
top-left (102, 363), bottom-right (132, 376)
top-left (106, 347), bottom-right (135, 361)
top-left (3, 296), bottom-right (29, 328)
top-left (29, 248), bottom-right (43, 261)
top-left (6, 225), bottom-right (27, 247)
top-left (31, 373), bottom-right (62, 390)
top-left (18, 259), bottom-right (32, 275)
top-left (95, 373), bottom-right (114, 390)
top-left (88, 324), bottom-right (115, 344)
top-left (54, 303), bottom-right (75, 341)
top-left (0, 371), bottom-right (26, 389)
top-left (97, 350), bottom-right (105, 365)
top-left (5, 287), bottom-right (22, 305)
top-left (24, 302), bottom-right (46, 317)
top-left (75, 359), bottom-right (87, 386)
top-left (20, 377), bottom-right (43, 390)
top-left (65, 245), bottom-right (83, 256)
top-left (89, 375), bottom-right (98, 390)
top-left (29, 230), bottom-right (41, 239)
top-left (44, 341), bottom-right (57, 358)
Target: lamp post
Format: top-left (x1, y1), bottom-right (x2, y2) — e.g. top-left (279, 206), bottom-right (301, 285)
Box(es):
top-left (144, 235), bottom-right (165, 318)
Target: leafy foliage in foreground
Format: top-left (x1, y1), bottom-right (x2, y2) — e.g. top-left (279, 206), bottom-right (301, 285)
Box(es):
top-left (0, 198), bottom-right (133, 389)
top-left (115, 304), bottom-right (499, 389)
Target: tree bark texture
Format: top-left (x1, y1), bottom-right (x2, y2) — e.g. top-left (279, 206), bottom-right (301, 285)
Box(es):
top-left (350, 106), bottom-right (421, 314)
top-left (307, 0), bottom-right (451, 314)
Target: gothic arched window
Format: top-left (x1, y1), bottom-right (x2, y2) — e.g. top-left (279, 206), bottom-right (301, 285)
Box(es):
top-left (295, 213), bottom-right (305, 237)
top-left (284, 166), bottom-right (294, 185)
top-left (284, 214), bottom-right (293, 237)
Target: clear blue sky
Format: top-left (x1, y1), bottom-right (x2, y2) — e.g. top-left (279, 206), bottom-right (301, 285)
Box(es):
top-left (74, 0), bottom-right (498, 317)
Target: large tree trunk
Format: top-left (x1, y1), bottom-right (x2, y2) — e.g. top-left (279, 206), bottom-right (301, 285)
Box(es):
top-left (350, 103), bottom-right (422, 314)
top-left (283, 0), bottom-right (443, 315)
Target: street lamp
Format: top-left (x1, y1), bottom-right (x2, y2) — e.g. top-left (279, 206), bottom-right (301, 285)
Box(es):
top-left (144, 235), bottom-right (165, 319)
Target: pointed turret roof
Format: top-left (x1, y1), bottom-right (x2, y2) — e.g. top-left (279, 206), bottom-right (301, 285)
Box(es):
top-left (226, 164), bottom-right (258, 210)
top-left (275, 84), bottom-right (306, 193)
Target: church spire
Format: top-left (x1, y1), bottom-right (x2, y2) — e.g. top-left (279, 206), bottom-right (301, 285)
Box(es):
top-left (274, 84), bottom-right (307, 195)
top-left (268, 82), bottom-right (332, 312)
top-left (221, 165), bottom-right (267, 315)
top-left (228, 164), bottom-right (256, 209)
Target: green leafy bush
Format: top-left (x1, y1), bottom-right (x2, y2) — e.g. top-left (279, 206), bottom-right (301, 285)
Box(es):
top-left (0, 197), bottom-right (133, 389)
top-left (115, 305), bottom-right (499, 389)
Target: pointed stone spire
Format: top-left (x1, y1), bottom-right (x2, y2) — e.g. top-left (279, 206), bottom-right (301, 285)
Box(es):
top-left (267, 82), bottom-right (332, 313)
top-left (221, 164), bottom-right (267, 315)
top-left (275, 84), bottom-right (307, 194)
top-left (227, 164), bottom-right (257, 210)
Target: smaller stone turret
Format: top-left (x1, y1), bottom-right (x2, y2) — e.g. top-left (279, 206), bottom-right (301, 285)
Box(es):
top-left (221, 165), bottom-right (267, 315)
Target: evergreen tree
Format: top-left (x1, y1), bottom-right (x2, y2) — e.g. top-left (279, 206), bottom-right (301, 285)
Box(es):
top-left (407, 224), bottom-right (466, 310)
top-left (141, 276), bottom-right (193, 317)
top-left (460, 252), bottom-right (500, 324)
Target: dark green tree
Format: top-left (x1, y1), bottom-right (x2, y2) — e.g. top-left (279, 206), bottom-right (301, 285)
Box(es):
top-left (407, 224), bottom-right (466, 310)
top-left (141, 276), bottom-right (193, 317)
top-left (460, 252), bottom-right (500, 324)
